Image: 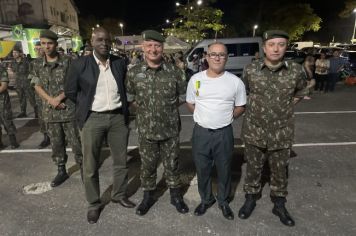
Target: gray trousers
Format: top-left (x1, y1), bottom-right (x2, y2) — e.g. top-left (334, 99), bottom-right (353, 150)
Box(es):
top-left (192, 123), bottom-right (234, 206)
top-left (80, 112), bottom-right (129, 210)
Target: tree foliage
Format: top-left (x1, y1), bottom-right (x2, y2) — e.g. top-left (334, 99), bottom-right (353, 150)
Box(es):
top-left (164, 1), bottom-right (225, 42)
top-left (339, 0), bottom-right (356, 17)
top-left (227, 1), bottom-right (321, 41)
top-left (78, 16), bottom-right (123, 41)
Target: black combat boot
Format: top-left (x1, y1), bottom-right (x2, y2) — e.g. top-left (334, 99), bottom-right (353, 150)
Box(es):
top-left (9, 135), bottom-right (19, 149)
top-left (50, 165), bottom-right (69, 187)
top-left (170, 188), bottom-right (189, 214)
top-left (272, 196), bottom-right (295, 227)
top-left (238, 194), bottom-right (259, 219)
top-left (38, 134), bottom-right (50, 149)
top-left (136, 190), bottom-right (156, 216)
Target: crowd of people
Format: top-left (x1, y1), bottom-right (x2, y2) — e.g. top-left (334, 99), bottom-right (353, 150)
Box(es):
top-left (0, 26), bottom-right (336, 227)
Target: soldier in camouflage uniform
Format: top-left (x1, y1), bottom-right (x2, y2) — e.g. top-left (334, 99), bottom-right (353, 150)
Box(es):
top-left (238, 30), bottom-right (308, 227)
top-left (29, 41), bottom-right (50, 148)
top-left (126, 30), bottom-right (189, 216)
top-left (9, 48), bottom-right (38, 118)
top-left (0, 64), bottom-right (19, 149)
top-left (30, 30), bottom-right (82, 187)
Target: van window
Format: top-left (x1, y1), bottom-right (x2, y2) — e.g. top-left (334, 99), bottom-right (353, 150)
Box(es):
top-left (188, 47), bottom-right (204, 62)
top-left (226, 43), bottom-right (260, 57)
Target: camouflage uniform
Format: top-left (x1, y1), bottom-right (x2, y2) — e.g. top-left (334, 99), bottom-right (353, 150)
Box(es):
top-left (28, 59), bottom-right (47, 134)
top-left (10, 58), bottom-right (37, 115)
top-left (126, 61), bottom-right (186, 190)
top-left (30, 55), bottom-right (82, 166)
top-left (0, 66), bottom-right (17, 137)
top-left (242, 60), bottom-right (308, 197)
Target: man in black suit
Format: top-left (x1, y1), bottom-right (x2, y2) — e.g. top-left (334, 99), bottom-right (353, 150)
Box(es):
top-left (65, 27), bottom-right (135, 224)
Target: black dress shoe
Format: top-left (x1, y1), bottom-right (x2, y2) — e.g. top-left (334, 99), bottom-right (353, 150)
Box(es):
top-left (112, 198), bottom-right (136, 208)
top-left (194, 200), bottom-right (216, 216)
top-left (87, 208), bottom-right (101, 224)
top-left (219, 204), bottom-right (234, 220)
top-left (171, 197), bottom-right (189, 214)
top-left (272, 205), bottom-right (295, 226)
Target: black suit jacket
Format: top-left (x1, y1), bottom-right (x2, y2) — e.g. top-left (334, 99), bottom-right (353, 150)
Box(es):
top-left (64, 54), bottom-right (129, 129)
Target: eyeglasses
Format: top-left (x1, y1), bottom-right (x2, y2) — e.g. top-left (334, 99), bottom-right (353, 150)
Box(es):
top-left (207, 52), bottom-right (227, 59)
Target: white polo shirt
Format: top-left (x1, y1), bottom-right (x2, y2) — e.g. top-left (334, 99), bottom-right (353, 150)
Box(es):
top-left (186, 70), bottom-right (246, 129)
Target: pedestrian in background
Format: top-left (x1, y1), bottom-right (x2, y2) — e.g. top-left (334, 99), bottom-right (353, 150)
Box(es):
top-left (186, 42), bottom-right (246, 220)
top-left (239, 30), bottom-right (308, 227)
top-left (29, 41), bottom-right (50, 148)
top-left (30, 30), bottom-right (83, 188)
top-left (0, 61), bottom-right (19, 149)
top-left (9, 47), bottom-right (38, 118)
top-left (126, 30), bottom-right (189, 216)
top-left (314, 51), bottom-right (329, 92)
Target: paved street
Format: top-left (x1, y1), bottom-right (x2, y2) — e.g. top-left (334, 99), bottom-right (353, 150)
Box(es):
top-left (1, 82), bottom-right (356, 236)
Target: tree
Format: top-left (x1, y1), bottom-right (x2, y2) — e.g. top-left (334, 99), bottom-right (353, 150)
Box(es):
top-left (164, 1), bottom-right (225, 42)
top-left (227, 0), bottom-right (321, 41)
top-left (264, 3), bottom-right (322, 41)
top-left (339, 0), bottom-right (356, 17)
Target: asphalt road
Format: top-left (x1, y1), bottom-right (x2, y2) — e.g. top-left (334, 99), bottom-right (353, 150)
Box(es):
top-left (1, 82), bottom-right (356, 236)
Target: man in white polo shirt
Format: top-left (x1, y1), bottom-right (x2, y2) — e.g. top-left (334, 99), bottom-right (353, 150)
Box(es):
top-left (186, 42), bottom-right (246, 220)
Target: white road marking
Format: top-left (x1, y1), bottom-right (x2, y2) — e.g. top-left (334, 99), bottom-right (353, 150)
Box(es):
top-left (1, 142), bottom-right (356, 154)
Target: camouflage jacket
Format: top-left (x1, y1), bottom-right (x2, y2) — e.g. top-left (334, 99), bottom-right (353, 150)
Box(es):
top-left (242, 60), bottom-right (308, 150)
top-left (0, 66), bottom-right (9, 98)
top-left (126, 61), bottom-right (187, 140)
top-left (29, 54), bottom-right (75, 122)
top-left (10, 58), bottom-right (29, 86)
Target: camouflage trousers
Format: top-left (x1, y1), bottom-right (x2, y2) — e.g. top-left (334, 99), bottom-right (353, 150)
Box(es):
top-left (16, 79), bottom-right (37, 114)
top-left (0, 92), bottom-right (16, 136)
top-left (139, 135), bottom-right (181, 191)
top-left (243, 144), bottom-right (290, 197)
top-left (47, 121), bottom-right (82, 166)
top-left (35, 95), bottom-right (47, 134)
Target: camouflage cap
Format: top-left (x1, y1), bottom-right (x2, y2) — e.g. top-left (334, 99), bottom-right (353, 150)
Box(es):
top-left (40, 29), bottom-right (58, 40)
top-left (262, 30), bottom-right (289, 41)
top-left (142, 30), bottom-right (165, 43)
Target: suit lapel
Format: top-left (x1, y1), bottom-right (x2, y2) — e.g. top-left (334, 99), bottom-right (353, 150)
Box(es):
top-left (110, 56), bottom-right (122, 84)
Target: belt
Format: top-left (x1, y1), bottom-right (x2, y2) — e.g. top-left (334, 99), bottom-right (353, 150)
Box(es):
top-left (91, 107), bottom-right (123, 114)
top-left (196, 123), bottom-right (231, 132)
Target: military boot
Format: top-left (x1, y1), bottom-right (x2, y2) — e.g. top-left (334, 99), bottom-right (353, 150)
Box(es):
top-left (38, 134), bottom-right (50, 149)
top-left (136, 191), bottom-right (156, 216)
top-left (9, 135), bottom-right (19, 149)
top-left (272, 197), bottom-right (295, 227)
top-left (50, 165), bottom-right (69, 187)
top-left (238, 194), bottom-right (259, 219)
top-left (170, 188), bottom-right (189, 214)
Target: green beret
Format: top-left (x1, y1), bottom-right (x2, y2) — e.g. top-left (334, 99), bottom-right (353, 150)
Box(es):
top-left (34, 41), bottom-right (41, 46)
top-left (142, 30), bottom-right (165, 43)
top-left (263, 30), bottom-right (289, 41)
top-left (40, 29), bottom-right (58, 40)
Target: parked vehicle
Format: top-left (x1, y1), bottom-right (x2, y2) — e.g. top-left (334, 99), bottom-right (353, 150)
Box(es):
top-left (185, 37), bottom-right (264, 76)
top-left (290, 41), bottom-right (314, 50)
top-left (284, 50), bottom-right (306, 64)
top-left (340, 50), bottom-right (356, 72)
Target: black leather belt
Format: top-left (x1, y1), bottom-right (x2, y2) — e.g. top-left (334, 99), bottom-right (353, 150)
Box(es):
top-left (91, 107), bottom-right (123, 114)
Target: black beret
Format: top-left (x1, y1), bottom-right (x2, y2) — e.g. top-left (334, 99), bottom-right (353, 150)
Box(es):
top-left (142, 30), bottom-right (165, 43)
top-left (13, 46), bottom-right (22, 52)
top-left (40, 29), bottom-right (58, 40)
top-left (263, 30), bottom-right (289, 41)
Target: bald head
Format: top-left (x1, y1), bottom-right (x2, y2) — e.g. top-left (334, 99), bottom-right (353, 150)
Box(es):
top-left (91, 27), bottom-right (111, 60)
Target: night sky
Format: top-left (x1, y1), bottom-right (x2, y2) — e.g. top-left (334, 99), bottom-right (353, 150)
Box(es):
top-left (74, 0), bottom-right (353, 43)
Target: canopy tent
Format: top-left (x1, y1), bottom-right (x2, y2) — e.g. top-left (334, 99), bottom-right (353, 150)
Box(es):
top-left (164, 36), bottom-right (191, 51)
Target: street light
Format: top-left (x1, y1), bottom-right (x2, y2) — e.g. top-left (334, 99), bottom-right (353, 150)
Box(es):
top-left (253, 24), bottom-right (258, 37)
top-left (352, 8), bottom-right (356, 43)
top-left (119, 23), bottom-right (124, 36)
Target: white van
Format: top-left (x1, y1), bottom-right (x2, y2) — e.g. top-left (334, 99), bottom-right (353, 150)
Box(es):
top-left (185, 37), bottom-right (263, 76)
